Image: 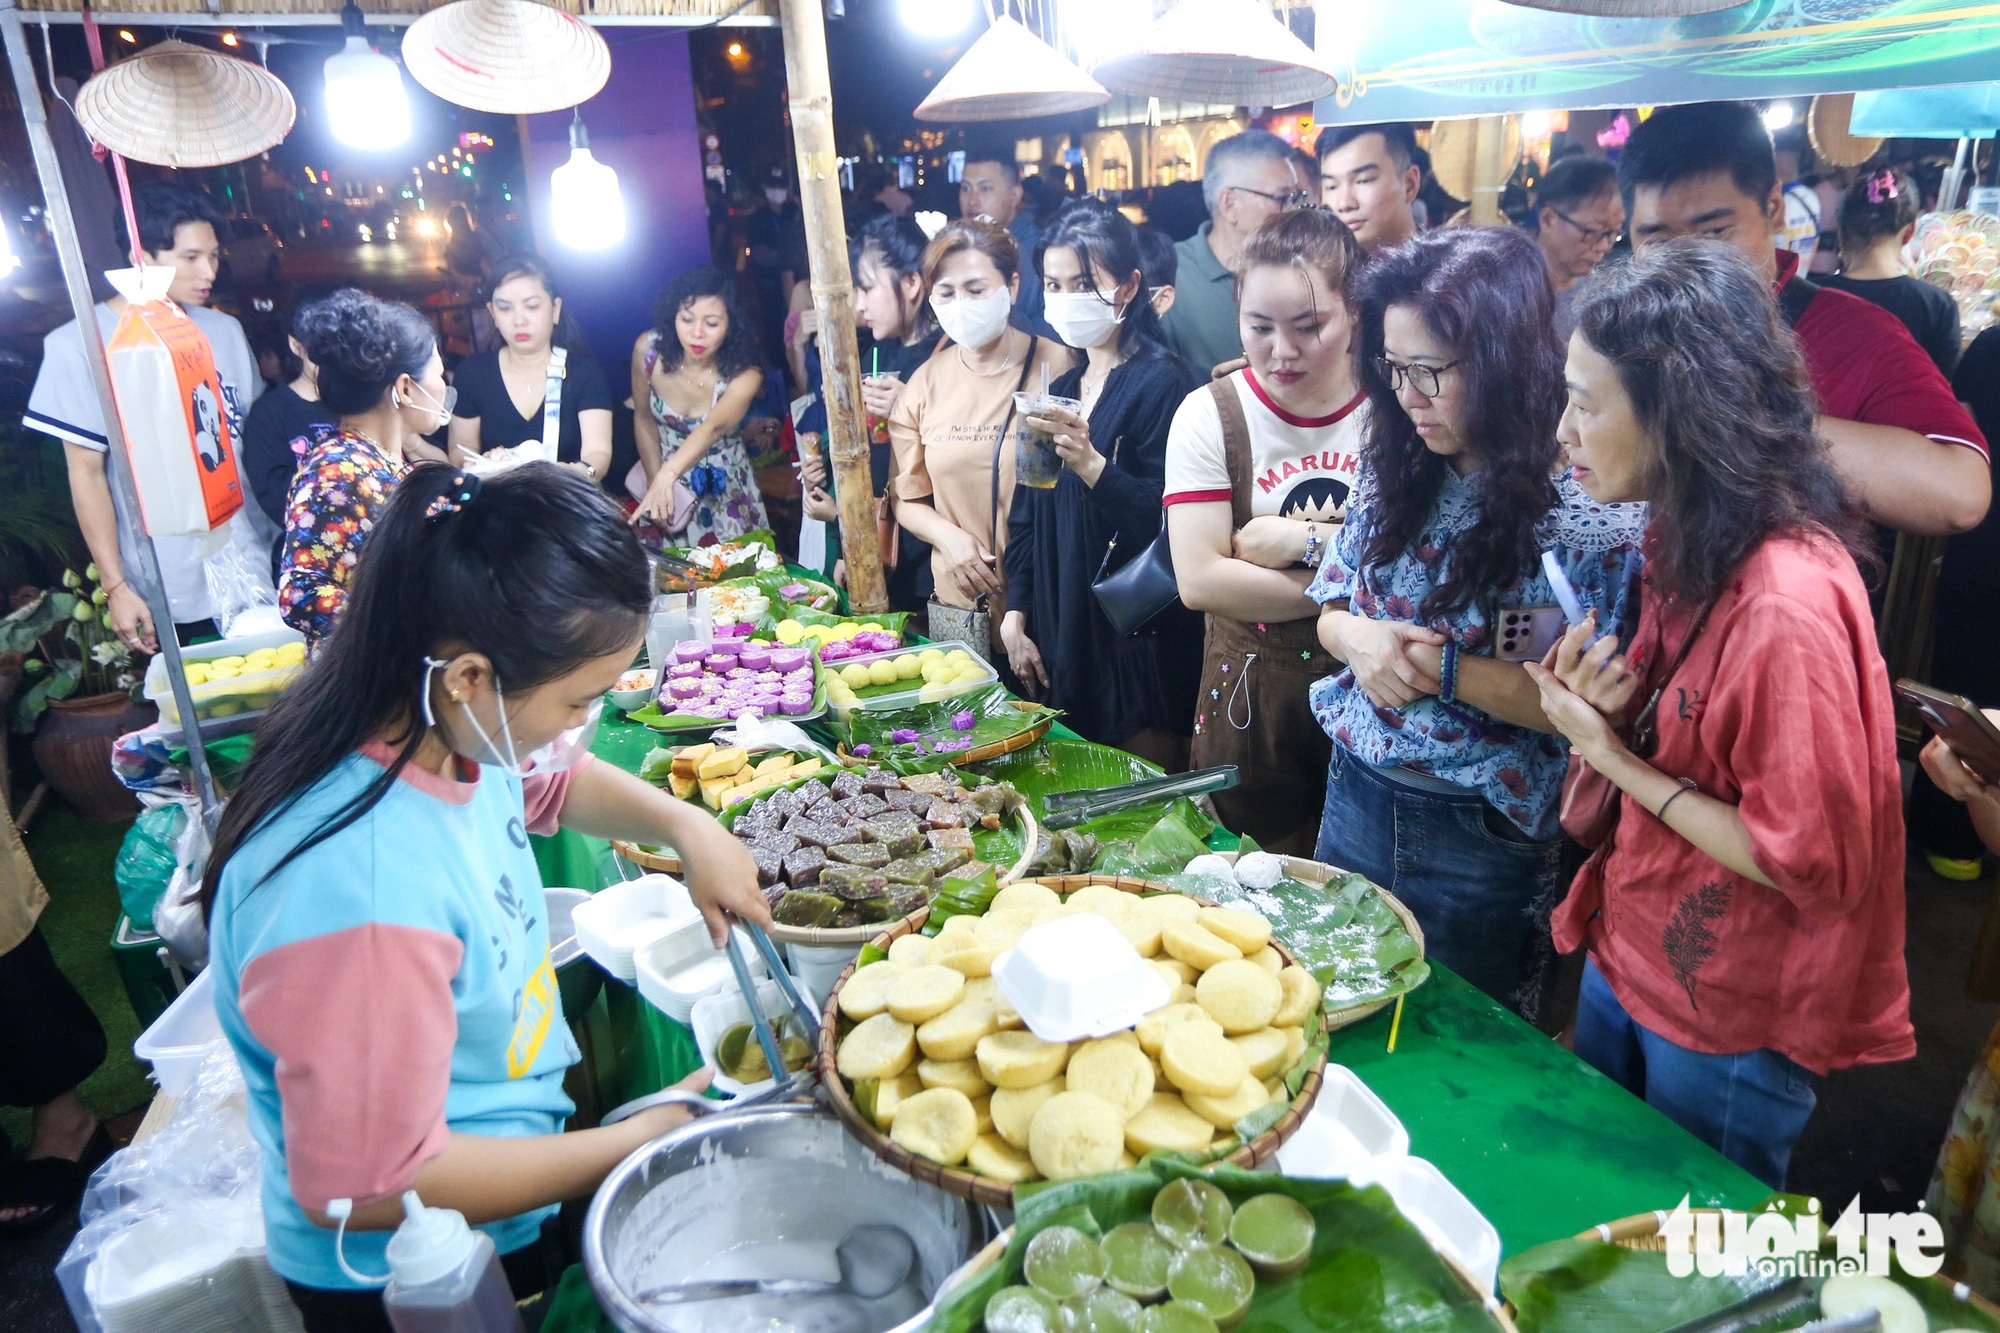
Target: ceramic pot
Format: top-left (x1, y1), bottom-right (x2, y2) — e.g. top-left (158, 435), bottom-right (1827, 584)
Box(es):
top-left (33, 690), bottom-right (154, 822)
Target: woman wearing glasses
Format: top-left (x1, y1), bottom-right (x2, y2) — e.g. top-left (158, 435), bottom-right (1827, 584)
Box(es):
top-left (1308, 228), bottom-right (1646, 1024)
top-left (1526, 240), bottom-right (1909, 1189)
top-left (1166, 207), bottom-right (1370, 852)
top-left (281, 289), bottom-right (454, 651)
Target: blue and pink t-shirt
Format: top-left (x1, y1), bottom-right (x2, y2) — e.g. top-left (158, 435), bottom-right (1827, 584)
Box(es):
top-left (209, 743), bottom-right (589, 1290)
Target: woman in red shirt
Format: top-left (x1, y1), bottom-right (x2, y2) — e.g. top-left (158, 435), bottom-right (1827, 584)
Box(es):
top-left (1525, 238), bottom-right (1914, 1189)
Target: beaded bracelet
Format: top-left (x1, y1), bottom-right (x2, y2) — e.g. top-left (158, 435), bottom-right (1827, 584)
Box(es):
top-left (1439, 640), bottom-right (1460, 705)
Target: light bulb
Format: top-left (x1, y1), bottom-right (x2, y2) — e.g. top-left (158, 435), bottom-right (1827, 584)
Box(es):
top-left (899, 0), bottom-right (975, 37)
top-left (324, 35), bottom-right (410, 150)
top-left (1762, 102), bottom-right (1795, 133)
top-left (1521, 110), bottom-right (1552, 141)
top-left (551, 116), bottom-right (626, 251)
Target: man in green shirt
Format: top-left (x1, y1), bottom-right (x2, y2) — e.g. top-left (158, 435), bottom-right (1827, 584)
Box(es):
top-left (1163, 130), bottom-right (1314, 376)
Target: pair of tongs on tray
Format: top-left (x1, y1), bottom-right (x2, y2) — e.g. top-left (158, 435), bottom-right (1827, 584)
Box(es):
top-left (1658, 1277), bottom-right (1880, 1333)
top-left (1040, 765), bottom-right (1240, 829)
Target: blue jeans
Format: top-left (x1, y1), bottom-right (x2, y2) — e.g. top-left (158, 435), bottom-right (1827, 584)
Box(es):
top-left (1575, 958), bottom-right (1817, 1190)
top-left (1314, 746), bottom-right (1563, 1023)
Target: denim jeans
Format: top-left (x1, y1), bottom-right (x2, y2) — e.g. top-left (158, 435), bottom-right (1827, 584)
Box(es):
top-left (1575, 957), bottom-right (1818, 1190)
top-left (1314, 746), bottom-right (1563, 1023)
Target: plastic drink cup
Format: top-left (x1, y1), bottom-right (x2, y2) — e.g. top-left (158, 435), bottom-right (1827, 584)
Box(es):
top-left (1014, 391), bottom-right (1080, 490)
top-left (863, 371), bottom-right (902, 445)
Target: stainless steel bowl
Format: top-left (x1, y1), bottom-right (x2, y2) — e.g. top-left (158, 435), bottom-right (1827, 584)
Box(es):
top-left (584, 1103), bottom-right (990, 1333)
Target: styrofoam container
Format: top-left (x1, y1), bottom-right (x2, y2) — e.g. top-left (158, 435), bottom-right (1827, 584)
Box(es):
top-left (992, 913), bottom-right (1170, 1043)
top-left (1372, 1155), bottom-right (1503, 1294)
top-left (571, 874), bottom-right (697, 983)
top-left (143, 626), bottom-right (306, 737)
top-left (635, 928), bottom-right (767, 1025)
top-left (133, 966), bottom-right (227, 1097)
top-left (692, 975), bottom-right (811, 1097)
top-left (1276, 1064), bottom-right (1411, 1180)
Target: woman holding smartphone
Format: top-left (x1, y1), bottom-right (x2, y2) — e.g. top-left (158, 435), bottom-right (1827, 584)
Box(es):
top-left (1309, 227), bottom-right (1646, 1023)
top-left (1528, 239), bottom-right (1912, 1189)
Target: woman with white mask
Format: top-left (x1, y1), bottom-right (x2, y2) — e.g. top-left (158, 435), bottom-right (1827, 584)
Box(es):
top-left (1000, 201), bottom-right (1202, 767)
top-left (889, 219), bottom-right (1069, 660)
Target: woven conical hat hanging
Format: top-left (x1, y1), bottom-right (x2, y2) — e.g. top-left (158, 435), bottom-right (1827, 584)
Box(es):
top-left (1809, 93), bottom-right (1884, 168)
top-left (915, 15), bottom-right (1110, 123)
top-left (1497, 0), bottom-right (1749, 13)
top-left (404, 0), bottom-right (610, 116)
top-left (1090, 0), bottom-right (1336, 108)
top-left (74, 40), bottom-right (294, 168)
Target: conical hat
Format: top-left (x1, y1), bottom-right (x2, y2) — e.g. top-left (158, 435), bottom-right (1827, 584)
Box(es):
top-left (404, 0), bottom-right (610, 116)
top-left (74, 40), bottom-right (294, 169)
top-left (915, 16), bottom-right (1110, 123)
top-left (1091, 0), bottom-right (1336, 108)
top-left (1495, 0), bottom-right (1749, 13)
top-left (1810, 93), bottom-right (1884, 169)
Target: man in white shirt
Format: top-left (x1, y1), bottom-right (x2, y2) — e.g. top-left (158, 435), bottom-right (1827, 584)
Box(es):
top-left (25, 182), bottom-right (264, 652)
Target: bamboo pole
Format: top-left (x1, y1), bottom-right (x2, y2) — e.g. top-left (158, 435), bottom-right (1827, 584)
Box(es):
top-left (1, 0), bottom-right (222, 828)
top-left (1469, 114), bottom-right (1508, 225)
top-left (778, 0), bottom-right (887, 613)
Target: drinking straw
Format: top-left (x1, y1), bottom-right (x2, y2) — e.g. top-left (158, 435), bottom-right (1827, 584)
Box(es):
top-left (871, 346), bottom-right (879, 377)
top-left (1386, 994), bottom-right (1406, 1053)
top-left (1041, 360), bottom-right (1049, 398)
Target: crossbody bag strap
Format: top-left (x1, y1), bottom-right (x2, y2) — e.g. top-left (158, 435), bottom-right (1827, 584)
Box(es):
top-left (1778, 274), bottom-right (1820, 329)
top-left (988, 342), bottom-right (1039, 550)
top-left (1210, 376), bottom-right (1255, 532)
top-left (1629, 592), bottom-right (1722, 744)
top-left (541, 345), bottom-right (568, 453)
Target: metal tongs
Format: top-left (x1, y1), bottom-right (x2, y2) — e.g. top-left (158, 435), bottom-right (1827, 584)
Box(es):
top-left (1656, 1277), bottom-right (1879, 1333)
top-left (1041, 765), bottom-right (1241, 829)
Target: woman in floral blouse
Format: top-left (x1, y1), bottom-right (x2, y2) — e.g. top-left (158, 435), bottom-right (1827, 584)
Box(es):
top-left (1308, 228), bottom-right (1646, 1025)
top-left (280, 290), bottom-right (454, 649)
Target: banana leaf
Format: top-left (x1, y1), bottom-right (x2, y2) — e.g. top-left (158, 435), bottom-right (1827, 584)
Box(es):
top-left (929, 1159), bottom-right (1507, 1333)
top-left (1158, 869), bottom-right (1431, 1013)
top-left (963, 740), bottom-right (1217, 875)
top-left (780, 606), bottom-right (913, 636)
top-left (1499, 1231), bottom-right (2000, 1333)
top-left (625, 658), bottom-right (830, 734)
top-left (837, 683), bottom-right (1059, 762)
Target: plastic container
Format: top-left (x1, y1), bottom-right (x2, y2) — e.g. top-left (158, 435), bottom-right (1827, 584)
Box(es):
top-left (143, 626), bottom-right (306, 738)
top-left (991, 913), bottom-right (1170, 1043)
top-left (1370, 1156), bottom-right (1502, 1294)
top-left (634, 928), bottom-right (767, 1025)
top-left (1274, 1064), bottom-right (1411, 1181)
top-left (382, 1191), bottom-right (525, 1332)
top-left (86, 1205), bottom-right (294, 1333)
top-left (691, 975), bottom-right (811, 1097)
top-left (133, 966), bottom-right (226, 1098)
top-left (570, 874), bottom-right (697, 983)
top-left (824, 642), bottom-right (999, 718)
top-left (785, 940), bottom-right (862, 1012)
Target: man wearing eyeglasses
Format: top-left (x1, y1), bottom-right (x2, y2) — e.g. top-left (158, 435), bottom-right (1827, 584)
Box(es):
top-left (1163, 129), bottom-right (1315, 375)
top-left (1533, 154), bottom-right (1625, 341)
top-left (1317, 123), bottom-right (1422, 256)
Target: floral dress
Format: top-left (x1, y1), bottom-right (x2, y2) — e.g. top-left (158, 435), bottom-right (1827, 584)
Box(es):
top-left (1929, 1024), bottom-right (2000, 1301)
top-left (279, 426), bottom-right (407, 650)
top-left (647, 337), bottom-right (768, 546)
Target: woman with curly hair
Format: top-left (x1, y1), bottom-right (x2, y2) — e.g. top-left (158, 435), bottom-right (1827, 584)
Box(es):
top-left (1308, 226), bottom-right (1647, 1023)
top-left (629, 266), bottom-right (767, 543)
top-left (280, 289), bottom-right (454, 650)
top-left (1527, 239), bottom-right (1912, 1189)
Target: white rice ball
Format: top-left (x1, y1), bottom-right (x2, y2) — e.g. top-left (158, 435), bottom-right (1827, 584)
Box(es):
top-left (1183, 854), bottom-right (1237, 882)
top-left (1233, 852), bottom-right (1285, 890)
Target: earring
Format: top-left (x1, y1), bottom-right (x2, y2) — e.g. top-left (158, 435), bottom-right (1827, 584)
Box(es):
top-left (449, 689), bottom-right (462, 702)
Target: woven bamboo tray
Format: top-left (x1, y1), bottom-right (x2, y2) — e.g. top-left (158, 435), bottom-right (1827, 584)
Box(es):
top-left (1217, 851), bottom-right (1427, 1033)
top-left (816, 874), bottom-right (1330, 1211)
top-left (1496, 1210), bottom-right (2000, 1325)
top-left (927, 1221), bottom-right (1519, 1330)
top-left (837, 700), bottom-right (1055, 768)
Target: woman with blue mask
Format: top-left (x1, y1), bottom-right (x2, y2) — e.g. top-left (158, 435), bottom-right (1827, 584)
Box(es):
top-left (280, 289), bottom-right (455, 650)
top-left (1000, 201), bottom-right (1202, 767)
top-left (205, 461), bottom-right (770, 1332)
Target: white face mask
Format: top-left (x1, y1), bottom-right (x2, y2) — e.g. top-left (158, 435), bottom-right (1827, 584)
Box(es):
top-left (932, 289), bottom-right (1012, 350)
top-left (397, 380), bottom-right (456, 432)
top-left (765, 189), bottom-right (790, 209)
top-left (1043, 291), bottom-right (1124, 350)
top-left (422, 656), bottom-right (601, 779)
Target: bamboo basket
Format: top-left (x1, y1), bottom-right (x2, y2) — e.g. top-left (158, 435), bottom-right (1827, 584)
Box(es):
top-left (837, 700), bottom-right (1056, 768)
top-left (816, 875), bottom-right (1329, 1211)
top-left (1216, 851), bottom-right (1427, 1033)
top-left (925, 1220), bottom-right (1519, 1330)
top-left (1497, 1210), bottom-right (2000, 1325)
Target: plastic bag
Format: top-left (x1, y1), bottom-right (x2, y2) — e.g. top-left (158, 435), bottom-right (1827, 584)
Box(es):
top-left (113, 800), bottom-right (188, 930)
top-left (152, 803), bottom-right (215, 971)
top-left (201, 525), bottom-right (279, 639)
top-left (58, 1042), bottom-right (304, 1333)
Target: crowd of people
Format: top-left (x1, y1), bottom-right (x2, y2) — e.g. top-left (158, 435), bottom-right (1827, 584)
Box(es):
top-left (10, 95), bottom-right (2000, 1317)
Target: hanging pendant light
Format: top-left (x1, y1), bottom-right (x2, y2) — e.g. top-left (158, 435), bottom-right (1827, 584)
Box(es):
top-left (914, 15), bottom-right (1109, 123)
top-left (1090, 0), bottom-right (1337, 108)
top-left (551, 110), bottom-right (625, 251)
top-left (324, 2), bottom-right (411, 150)
top-left (75, 38), bottom-right (295, 168)
top-left (403, 0), bottom-right (610, 117)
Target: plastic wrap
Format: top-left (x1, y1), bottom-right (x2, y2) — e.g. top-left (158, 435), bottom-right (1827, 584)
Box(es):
top-left (151, 801), bottom-right (216, 971)
top-left (201, 532), bottom-right (280, 640)
top-left (58, 1042), bottom-right (303, 1333)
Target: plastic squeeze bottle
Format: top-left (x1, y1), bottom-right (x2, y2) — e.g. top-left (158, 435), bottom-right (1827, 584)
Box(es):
top-left (381, 1191), bottom-right (526, 1333)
